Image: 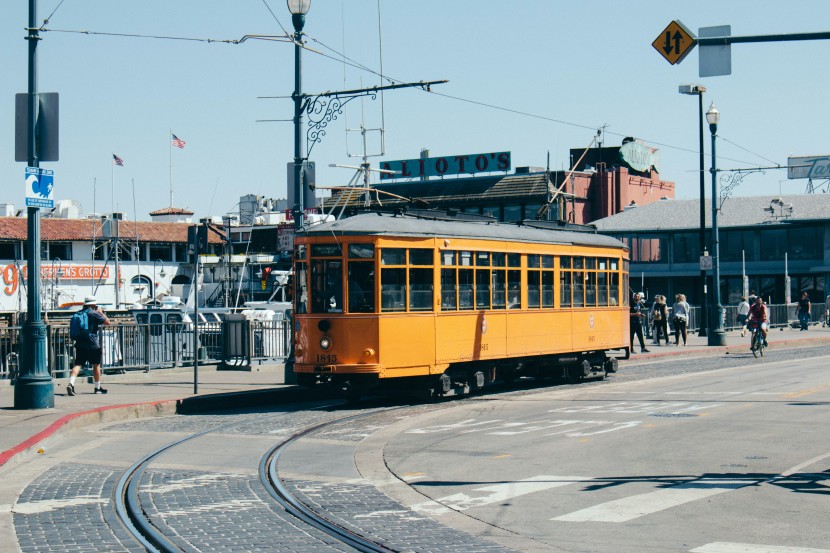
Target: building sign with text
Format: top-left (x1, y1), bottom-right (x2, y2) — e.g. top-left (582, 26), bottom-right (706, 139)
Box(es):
top-left (379, 151), bottom-right (511, 181)
top-left (3, 263), bottom-right (110, 296)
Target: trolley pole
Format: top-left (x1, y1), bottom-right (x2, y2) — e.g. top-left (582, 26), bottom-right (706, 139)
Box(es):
top-left (16, 0), bottom-right (54, 409)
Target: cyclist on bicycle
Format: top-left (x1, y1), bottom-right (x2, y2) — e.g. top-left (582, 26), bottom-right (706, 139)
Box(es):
top-left (747, 296), bottom-right (769, 349)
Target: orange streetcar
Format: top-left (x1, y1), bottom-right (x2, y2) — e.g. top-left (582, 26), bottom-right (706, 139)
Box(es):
top-left (292, 211), bottom-right (630, 398)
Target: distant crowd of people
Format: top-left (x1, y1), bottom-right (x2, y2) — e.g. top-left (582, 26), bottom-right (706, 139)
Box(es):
top-left (629, 289), bottom-right (830, 355)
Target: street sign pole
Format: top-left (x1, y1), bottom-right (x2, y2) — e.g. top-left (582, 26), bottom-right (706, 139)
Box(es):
top-left (15, 0), bottom-right (54, 410)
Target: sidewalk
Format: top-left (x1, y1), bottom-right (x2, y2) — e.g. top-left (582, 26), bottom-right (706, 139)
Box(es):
top-left (2, 325), bottom-right (829, 470)
top-left (0, 363), bottom-right (303, 470)
top-left (627, 322), bottom-right (830, 361)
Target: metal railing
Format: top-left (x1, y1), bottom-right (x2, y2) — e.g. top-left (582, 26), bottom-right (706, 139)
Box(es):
top-left (644, 302), bottom-right (824, 337)
top-left (0, 318), bottom-right (290, 380)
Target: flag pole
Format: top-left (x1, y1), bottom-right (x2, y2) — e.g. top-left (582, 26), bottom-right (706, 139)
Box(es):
top-left (111, 154), bottom-right (115, 215)
top-left (169, 129), bottom-right (173, 208)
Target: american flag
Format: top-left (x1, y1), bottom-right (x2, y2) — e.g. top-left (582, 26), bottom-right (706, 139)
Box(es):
top-left (171, 134), bottom-right (186, 149)
top-left (113, 154), bottom-right (124, 166)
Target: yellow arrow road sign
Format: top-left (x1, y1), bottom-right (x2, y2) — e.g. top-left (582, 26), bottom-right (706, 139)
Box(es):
top-left (653, 20), bottom-right (697, 65)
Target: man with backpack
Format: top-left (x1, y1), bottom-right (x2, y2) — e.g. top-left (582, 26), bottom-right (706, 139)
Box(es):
top-left (67, 296), bottom-right (111, 396)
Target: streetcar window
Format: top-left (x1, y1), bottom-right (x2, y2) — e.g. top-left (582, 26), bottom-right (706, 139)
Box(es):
top-left (598, 259), bottom-right (607, 270)
top-left (507, 270), bottom-right (521, 309)
top-left (542, 255), bottom-right (554, 269)
top-left (623, 260), bottom-right (630, 306)
top-left (381, 248), bottom-right (405, 265)
top-left (573, 270), bottom-right (585, 307)
top-left (311, 260), bottom-right (343, 313)
top-left (410, 249), bottom-right (433, 266)
top-left (573, 257), bottom-right (584, 269)
top-left (560, 271), bottom-right (572, 307)
top-left (586, 257), bottom-right (597, 270)
top-left (475, 269), bottom-right (491, 309)
top-left (492, 270), bottom-right (506, 309)
top-left (585, 271), bottom-right (597, 307)
top-left (610, 272), bottom-right (620, 306)
top-left (611, 259), bottom-right (619, 271)
top-left (492, 252), bottom-right (506, 267)
top-left (528, 271), bottom-right (541, 308)
top-left (528, 254), bottom-right (541, 268)
top-left (460, 251), bottom-right (473, 267)
top-left (598, 271), bottom-right (608, 306)
top-left (542, 271), bottom-right (554, 308)
top-left (295, 262), bottom-right (308, 313)
top-left (507, 253), bottom-right (520, 267)
top-left (476, 252), bottom-right (490, 267)
top-left (560, 256), bottom-right (571, 269)
top-left (348, 244), bottom-right (374, 259)
top-left (380, 267), bottom-right (406, 312)
top-left (458, 269), bottom-right (474, 309)
top-left (441, 251), bottom-right (456, 266)
top-left (441, 269), bottom-right (457, 310)
top-left (348, 262), bottom-right (374, 313)
top-left (409, 268), bottom-right (433, 311)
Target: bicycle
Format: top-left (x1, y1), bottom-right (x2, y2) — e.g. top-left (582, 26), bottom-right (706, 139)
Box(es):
top-left (749, 321), bottom-right (765, 358)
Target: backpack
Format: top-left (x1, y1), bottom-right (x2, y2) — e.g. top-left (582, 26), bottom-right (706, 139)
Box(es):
top-left (69, 309), bottom-right (90, 340)
top-left (653, 306), bottom-right (662, 321)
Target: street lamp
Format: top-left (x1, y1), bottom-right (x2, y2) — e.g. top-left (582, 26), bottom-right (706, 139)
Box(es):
top-left (288, 0), bottom-right (311, 231)
top-left (678, 84), bottom-right (708, 337)
top-left (706, 101), bottom-right (727, 346)
top-left (153, 260), bottom-right (167, 303)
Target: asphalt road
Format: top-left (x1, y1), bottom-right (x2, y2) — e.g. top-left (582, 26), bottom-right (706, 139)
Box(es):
top-left (6, 345), bottom-right (830, 552)
top-left (371, 348), bottom-right (830, 552)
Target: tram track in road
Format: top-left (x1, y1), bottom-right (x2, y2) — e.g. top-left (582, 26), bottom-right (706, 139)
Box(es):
top-left (112, 401), bottom-right (407, 553)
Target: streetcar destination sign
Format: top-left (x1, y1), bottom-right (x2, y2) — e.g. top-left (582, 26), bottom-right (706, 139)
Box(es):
top-left (652, 20), bottom-right (696, 65)
top-left (379, 151), bottom-right (511, 181)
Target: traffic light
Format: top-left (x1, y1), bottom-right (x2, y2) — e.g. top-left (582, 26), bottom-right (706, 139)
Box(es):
top-left (261, 266), bottom-right (272, 290)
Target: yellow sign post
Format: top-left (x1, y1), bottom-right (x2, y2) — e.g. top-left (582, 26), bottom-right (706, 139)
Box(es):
top-left (652, 20), bottom-right (697, 65)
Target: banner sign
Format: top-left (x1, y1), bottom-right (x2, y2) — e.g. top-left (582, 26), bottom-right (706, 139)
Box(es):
top-left (3, 263), bottom-right (110, 296)
top-left (787, 155), bottom-right (830, 180)
top-left (379, 151), bottom-right (511, 181)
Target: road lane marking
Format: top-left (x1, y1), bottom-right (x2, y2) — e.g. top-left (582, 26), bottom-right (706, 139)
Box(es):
top-left (553, 478), bottom-right (757, 523)
top-left (412, 475), bottom-right (591, 516)
top-left (12, 496), bottom-right (108, 514)
top-left (691, 542), bottom-right (830, 553)
top-left (779, 451), bottom-right (830, 478)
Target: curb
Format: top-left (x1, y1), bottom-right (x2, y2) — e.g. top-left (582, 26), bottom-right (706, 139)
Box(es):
top-left (0, 385), bottom-right (312, 471)
top-left (632, 334), bottom-right (830, 361)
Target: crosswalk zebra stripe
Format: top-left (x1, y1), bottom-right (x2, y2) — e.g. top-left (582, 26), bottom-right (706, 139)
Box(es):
top-left (553, 478), bottom-right (756, 523)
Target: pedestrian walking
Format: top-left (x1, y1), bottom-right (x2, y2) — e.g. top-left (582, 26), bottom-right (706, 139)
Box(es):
top-left (67, 296), bottom-right (111, 396)
top-left (737, 296), bottom-right (750, 337)
top-left (797, 291), bottom-right (811, 331)
top-left (825, 294), bottom-right (830, 327)
top-left (629, 292), bottom-right (650, 354)
top-left (672, 293), bottom-right (691, 346)
top-left (649, 294), bottom-right (661, 344)
top-left (651, 295), bottom-right (670, 345)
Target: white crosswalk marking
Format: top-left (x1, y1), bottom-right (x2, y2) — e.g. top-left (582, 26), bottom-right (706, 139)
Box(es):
top-left (412, 475), bottom-right (590, 516)
top-left (691, 542), bottom-right (830, 553)
top-left (553, 478), bottom-right (757, 523)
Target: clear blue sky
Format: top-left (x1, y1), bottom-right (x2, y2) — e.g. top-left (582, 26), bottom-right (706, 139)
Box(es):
top-left (3, 1), bottom-right (829, 221)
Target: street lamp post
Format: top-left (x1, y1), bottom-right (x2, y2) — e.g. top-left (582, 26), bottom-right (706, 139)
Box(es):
top-left (678, 84), bottom-right (708, 336)
top-left (16, 0), bottom-right (54, 409)
top-left (51, 258), bottom-right (62, 309)
top-left (706, 102), bottom-right (727, 346)
top-left (288, 0), bottom-right (311, 232)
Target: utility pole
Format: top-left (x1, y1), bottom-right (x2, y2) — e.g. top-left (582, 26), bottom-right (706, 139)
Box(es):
top-left (16, 0), bottom-right (54, 409)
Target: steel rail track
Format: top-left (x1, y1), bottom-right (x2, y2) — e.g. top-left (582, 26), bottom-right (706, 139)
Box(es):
top-left (112, 403), bottom-right (400, 553)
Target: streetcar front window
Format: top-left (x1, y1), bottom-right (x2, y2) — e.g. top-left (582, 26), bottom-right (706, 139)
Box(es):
top-left (295, 262), bottom-right (308, 313)
top-left (311, 259), bottom-right (343, 313)
top-left (348, 262), bottom-right (374, 313)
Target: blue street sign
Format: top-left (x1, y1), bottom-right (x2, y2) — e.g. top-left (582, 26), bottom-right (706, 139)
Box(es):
top-left (25, 166), bottom-right (55, 208)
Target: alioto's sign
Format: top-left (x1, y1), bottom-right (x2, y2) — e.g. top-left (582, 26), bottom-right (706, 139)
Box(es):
top-left (379, 151), bottom-right (511, 181)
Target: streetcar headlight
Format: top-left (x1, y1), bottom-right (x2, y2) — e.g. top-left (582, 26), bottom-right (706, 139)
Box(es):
top-left (363, 348), bottom-right (375, 358)
top-left (319, 336), bottom-right (332, 350)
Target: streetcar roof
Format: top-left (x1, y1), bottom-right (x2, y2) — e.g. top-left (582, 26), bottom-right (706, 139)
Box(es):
top-left (299, 212), bottom-right (626, 250)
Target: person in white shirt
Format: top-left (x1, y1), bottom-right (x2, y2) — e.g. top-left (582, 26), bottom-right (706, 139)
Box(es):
top-left (736, 296), bottom-right (750, 337)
